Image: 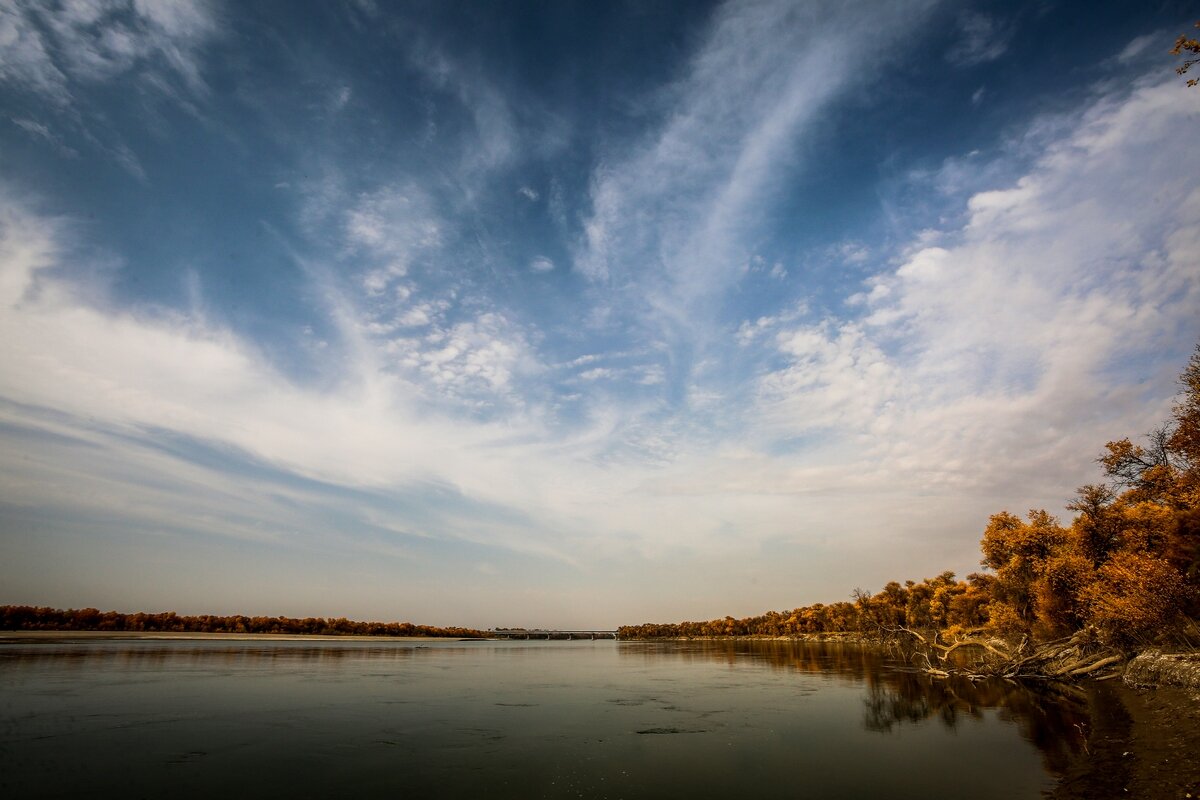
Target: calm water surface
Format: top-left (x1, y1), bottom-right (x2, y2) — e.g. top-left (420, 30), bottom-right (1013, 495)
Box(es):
top-left (0, 638), bottom-right (1087, 799)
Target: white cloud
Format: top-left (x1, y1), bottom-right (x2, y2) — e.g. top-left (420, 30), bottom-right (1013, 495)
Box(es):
top-left (755, 74), bottom-right (1200, 501)
top-left (396, 306), bottom-right (432, 327)
top-left (735, 303), bottom-right (807, 346)
top-left (836, 241), bottom-right (870, 265)
top-left (0, 0), bottom-right (217, 98)
top-left (343, 186), bottom-right (441, 294)
top-left (756, 322), bottom-right (897, 437)
top-left (0, 2), bottom-right (70, 101)
top-left (1117, 33), bottom-right (1157, 64)
top-left (11, 117), bottom-right (79, 157)
top-left (529, 256), bottom-right (554, 273)
top-left (578, 367), bottom-right (615, 382)
top-left (406, 37), bottom-right (518, 175)
top-left (1, 190), bottom-right (787, 577)
top-left (572, 0), bottom-right (937, 348)
top-left (0, 191), bottom-right (573, 564)
top-left (0, 0), bottom-right (218, 179)
top-left (562, 353), bottom-right (600, 368)
top-left (385, 311), bottom-right (539, 407)
top-left (637, 365), bottom-right (666, 386)
top-left (736, 316), bottom-right (774, 346)
top-left (946, 11), bottom-right (1012, 67)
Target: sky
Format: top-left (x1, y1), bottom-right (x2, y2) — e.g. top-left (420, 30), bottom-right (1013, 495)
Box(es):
top-left (0, 0), bottom-right (1198, 630)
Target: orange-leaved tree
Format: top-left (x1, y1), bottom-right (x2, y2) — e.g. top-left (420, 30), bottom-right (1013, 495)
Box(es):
top-left (1172, 21), bottom-right (1200, 87)
top-left (978, 344), bottom-right (1200, 645)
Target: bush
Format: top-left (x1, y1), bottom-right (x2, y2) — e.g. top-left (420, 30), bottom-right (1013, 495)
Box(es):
top-left (1081, 552), bottom-right (1189, 647)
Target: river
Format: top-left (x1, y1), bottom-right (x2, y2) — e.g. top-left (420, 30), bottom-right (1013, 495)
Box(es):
top-left (1, 636), bottom-right (1092, 799)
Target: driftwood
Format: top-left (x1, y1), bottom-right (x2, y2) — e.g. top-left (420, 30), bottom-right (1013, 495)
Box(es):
top-left (1064, 654), bottom-right (1124, 677)
top-left (936, 637), bottom-right (1013, 661)
top-left (888, 627), bottom-right (1126, 681)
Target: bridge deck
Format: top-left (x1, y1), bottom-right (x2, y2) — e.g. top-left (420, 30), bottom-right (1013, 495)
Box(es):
top-left (491, 629), bottom-right (618, 640)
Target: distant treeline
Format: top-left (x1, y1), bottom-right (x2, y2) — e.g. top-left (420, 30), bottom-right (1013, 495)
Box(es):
top-left (621, 346), bottom-right (1200, 648)
top-left (0, 606), bottom-right (487, 638)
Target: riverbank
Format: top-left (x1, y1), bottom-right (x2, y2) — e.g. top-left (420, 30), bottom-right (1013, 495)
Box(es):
top-left (626, 633), bottom-right (1200, 796)
top-left (641, 632), bottom-right (874, 643)
top-left (1053, 679), bottom-right (1200, 798)
top-left (1061, 649), bottom-right (1200, 797)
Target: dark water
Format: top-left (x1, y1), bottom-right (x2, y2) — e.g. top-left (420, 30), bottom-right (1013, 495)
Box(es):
top-left (0, 637), bottom-right (1090, 799)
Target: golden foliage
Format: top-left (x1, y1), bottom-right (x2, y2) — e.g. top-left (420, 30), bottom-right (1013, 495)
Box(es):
top-left (1033, 552), bottom-right (1094, 638)
top-left (1172, 21), bottom-right (1200, 87)
top-left (1081, 553), bottom-right (1189, 646)
top-left (984, 601), bottom-right (1025, 635)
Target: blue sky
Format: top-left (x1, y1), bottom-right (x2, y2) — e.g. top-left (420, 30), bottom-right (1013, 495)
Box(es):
top-left (1, 0), bottom-right (1198, 629)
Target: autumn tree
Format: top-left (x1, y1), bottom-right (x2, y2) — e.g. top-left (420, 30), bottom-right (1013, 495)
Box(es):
top-left (1081, 551), bottom-right (1188, 646)
top-left (980, 510), bottom-right (1069, 631)
top-left (1173, 21), bottom-right (1200, 87)
top-left (946, 573), bottom-right (992, 631)
top-left (1066, 484), bottom-right (1120, 566)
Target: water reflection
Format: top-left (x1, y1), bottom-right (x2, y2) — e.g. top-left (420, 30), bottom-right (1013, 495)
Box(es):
top-left (619, 639), bottom-right (1089, 776)
top-left (0, 638), bottom-right (1088, 799)
top-left (0, 642), bottom-right (428, 668)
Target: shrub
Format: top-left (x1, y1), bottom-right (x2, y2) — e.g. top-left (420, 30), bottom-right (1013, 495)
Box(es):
top-left (1081, 552), bottom-right (1189, 647)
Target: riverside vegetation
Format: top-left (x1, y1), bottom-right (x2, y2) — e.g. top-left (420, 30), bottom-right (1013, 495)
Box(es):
top-left (0, 606), bottom-right (485, 638)
top-left (620, 345), bottom-right (1200, 688)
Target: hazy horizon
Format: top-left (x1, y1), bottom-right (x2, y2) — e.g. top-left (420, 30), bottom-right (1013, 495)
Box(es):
top-left (1, 0), bottom-right (1198, 630)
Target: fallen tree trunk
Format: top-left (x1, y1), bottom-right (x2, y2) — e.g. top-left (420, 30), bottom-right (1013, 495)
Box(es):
top-left (936, 638), bottom-right (1013, 662)
top-left (888, 627), bottom-right (1126, 681)
top-left (1065, 654), bottom-right (1125, 677)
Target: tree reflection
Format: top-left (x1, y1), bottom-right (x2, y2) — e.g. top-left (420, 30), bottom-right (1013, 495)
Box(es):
top-left (0, 641), bottom-right (467, 672)
top-left (620, 639), bottom-right (1090, 778)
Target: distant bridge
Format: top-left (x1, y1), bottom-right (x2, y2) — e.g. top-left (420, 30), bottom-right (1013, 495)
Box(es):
top-left (492, 629), bottom-right (618, 640)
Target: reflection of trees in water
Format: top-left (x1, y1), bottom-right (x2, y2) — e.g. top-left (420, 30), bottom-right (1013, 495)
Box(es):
top-left (861, 672), bottom-right (1088, 775)
top-left (620, 639), bottom-right (1089, 778)
top-left (620, 638), bottom-right (892, 682)
top-left (0, 643), bottom-right (462, 672)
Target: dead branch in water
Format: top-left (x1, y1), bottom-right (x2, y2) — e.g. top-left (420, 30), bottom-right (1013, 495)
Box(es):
top-left (887, 627), bottom-right (1126, 681)
top-left (1064, 654), bottom-right (1125, 677)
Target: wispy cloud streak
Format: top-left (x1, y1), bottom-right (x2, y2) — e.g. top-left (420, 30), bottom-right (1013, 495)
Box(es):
top-left (575, 1), bottom-right (937, 344)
